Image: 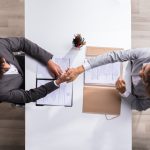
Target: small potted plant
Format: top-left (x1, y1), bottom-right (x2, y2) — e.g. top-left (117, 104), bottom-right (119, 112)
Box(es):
top-left (72, 34), bottom-right (86, 48)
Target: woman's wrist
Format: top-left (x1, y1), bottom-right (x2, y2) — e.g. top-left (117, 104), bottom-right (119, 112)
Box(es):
top-left (76, 65), bottom-right (85, 74)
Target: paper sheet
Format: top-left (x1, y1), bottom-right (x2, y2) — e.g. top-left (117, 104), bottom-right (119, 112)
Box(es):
top-left (84, 62), bottom-right (121, 85)
top-left (36, 57), bottom-right (70, 79)
top-left (36, 80), bottom-right (73, 106)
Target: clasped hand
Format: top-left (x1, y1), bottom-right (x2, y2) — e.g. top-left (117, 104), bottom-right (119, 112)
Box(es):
top-left (47, 59), bottom-right (80, 84)
top-left (56, 67), bottom-right (80, 84)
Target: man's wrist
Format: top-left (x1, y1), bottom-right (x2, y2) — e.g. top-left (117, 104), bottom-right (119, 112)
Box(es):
top-left (47, 59), bottom-right (52, 65)
top-left (54, 80), bottom-right (61, 87)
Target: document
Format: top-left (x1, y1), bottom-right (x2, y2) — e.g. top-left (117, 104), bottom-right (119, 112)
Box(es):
top-left (84, 62), bottom-right (121, 85)
top-left (36, 57), bottom-right (73, 106)
top-left (37, 57), bottom-right (70, 79)
top-left (36, 80), bottom-right (73, 106)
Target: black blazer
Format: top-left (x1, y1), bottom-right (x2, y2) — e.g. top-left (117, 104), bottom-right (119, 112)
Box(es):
top-left (0, 37), bottom-right (58, 104)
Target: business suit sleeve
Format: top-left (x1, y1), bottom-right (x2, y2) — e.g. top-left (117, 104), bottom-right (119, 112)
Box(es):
top-left (0, 81), bottom-right (59, 104)
top-left (88, 48), bottom-right (150, 69)
top-left (0, 37), bottom-right (53, 65)
top-left (123, 93), bottom-right (150, 111)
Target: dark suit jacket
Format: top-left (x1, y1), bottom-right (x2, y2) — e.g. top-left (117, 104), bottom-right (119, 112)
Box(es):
top-left (0, 37), bottom-right (58, 104)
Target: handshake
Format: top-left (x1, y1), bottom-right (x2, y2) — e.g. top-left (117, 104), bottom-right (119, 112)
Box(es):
top-left (55, 66), bottom-right (85, 85)
top-left (47, 60), bottom-right (85, 86)
top-left (48, 60), bottom-right (127, 94)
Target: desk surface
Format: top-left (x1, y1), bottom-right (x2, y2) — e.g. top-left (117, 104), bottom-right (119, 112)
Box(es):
top-left (25, 0), bottom-right (131, 149)
top-left (25, 48), bottom-right (132, 150)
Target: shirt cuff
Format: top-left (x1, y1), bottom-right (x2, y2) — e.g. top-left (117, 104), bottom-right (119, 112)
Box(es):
top-left (54, 80), bottom-right (60, 87)
top-left (120, 91), bottom-right (131, 98)
top-left (82, 59), bottom-right (92, 71)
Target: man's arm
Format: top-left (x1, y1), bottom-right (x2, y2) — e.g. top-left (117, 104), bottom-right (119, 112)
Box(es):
top-left (0, 72), bottom-right (68, 104)
top-left (0, 37), bottom-right (52, 65)
top-left (0, 81), bottom-right (58, 104)
top-left (0, 37), bottom-right (62, 77)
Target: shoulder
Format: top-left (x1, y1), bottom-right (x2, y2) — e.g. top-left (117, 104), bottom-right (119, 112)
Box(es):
top-left (127, 48), bottom-right (150, 59)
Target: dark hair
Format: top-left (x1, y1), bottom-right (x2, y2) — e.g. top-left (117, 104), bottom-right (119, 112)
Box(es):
top-left (0, 57), bottom-right (5, 79)
top-left (144, 69), bottom-right (150, 96)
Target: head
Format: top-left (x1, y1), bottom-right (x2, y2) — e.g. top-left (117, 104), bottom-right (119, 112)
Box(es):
top-left (139, 63), bottom-right (150, 96)
top-left (0, 57), bottom-right (10, 78)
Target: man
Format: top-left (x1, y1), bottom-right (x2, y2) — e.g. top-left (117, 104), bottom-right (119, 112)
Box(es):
top-left (0, 37), bottom-right (68, 104)
top-left (66, 48), bottom-right (150, 111)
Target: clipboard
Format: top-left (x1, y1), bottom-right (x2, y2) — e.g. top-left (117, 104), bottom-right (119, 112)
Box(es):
top-left (35, 57), bottom-right (73, 107)
top-left (83, 85), bottom-right (121, 115)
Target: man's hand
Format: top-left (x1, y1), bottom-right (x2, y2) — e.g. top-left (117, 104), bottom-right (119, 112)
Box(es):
top-left (47, 60), bottom-right (63, 78)
top-left (66, 65), bottom-right (85, 82)
top-left (115, 77), bottom-right (126, 94)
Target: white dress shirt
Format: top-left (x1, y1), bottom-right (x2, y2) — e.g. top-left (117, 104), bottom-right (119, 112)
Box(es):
top-left (4, 64), bottom-right (19, 75)
top-left (4, 64), bottom-right (59, 87)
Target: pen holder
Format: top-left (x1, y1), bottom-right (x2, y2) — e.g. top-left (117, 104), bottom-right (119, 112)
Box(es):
top-left (72, 34), bottom-right (86, 49)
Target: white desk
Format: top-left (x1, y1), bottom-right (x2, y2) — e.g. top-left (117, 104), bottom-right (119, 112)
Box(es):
top-left (25, 47), bottom-right (132, 150)
top-left (25, 0), bottom-right (131, 149)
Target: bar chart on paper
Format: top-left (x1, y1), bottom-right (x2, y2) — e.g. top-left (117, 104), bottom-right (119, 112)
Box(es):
top-left (84, 62), bottom-right (122, 85)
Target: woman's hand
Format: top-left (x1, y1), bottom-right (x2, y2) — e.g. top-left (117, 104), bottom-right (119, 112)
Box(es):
top-left (115, 77), bottom-right (126, 94)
